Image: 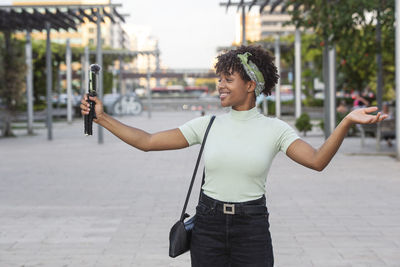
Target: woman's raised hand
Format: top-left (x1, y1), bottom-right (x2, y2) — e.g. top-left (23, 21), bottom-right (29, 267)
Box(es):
top-left (345, 106), bottom-right (388, 125)
top-left (80, 94), bottom-right (105, 122)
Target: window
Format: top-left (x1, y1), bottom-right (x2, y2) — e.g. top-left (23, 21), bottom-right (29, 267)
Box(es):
top-left (262, 21), bottom-right (278, 26)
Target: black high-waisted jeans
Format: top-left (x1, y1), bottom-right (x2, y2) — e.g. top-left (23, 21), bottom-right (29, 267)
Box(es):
top-left (190, 192), bottom-right (274, 267)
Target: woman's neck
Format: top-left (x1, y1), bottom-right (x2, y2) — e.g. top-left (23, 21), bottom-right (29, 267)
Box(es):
top-left (232, 102), bottom-right (256, 111)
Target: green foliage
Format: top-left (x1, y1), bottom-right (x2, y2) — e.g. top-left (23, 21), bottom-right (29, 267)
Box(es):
top-left (0, 32), bottom-right (26, 136)
top-left (258, 100), bottom-right (276, 115)
top-left (319, 112), bottom-right (357, 136)
top-left (318, 119), bottom-right (324, 131)
top-left (31, 40), bottom-right (84, 105)
top-left (295, 113), bottom-right (313, 136)
top-left (0, 32), bottom-right (26, 111)
top-left (195, 78), bottom-right (217, 93)
top-left (30, 41), bottom-right (131, 105)
top-left (286, 0), bottom-right (395, 97)
top-left (167, 78), bottom-right (187, 86)
top-left (302, 97), bottom-right (324, 107)
top-left (259, 33), bottom-right (324, 99)
top-left (258, 100), bottom-right (299, 116)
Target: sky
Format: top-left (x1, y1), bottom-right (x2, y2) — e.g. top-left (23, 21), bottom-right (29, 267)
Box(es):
top-left (0, 0), bottom-right (237, 69)
top-left (119, 0), bottom-right (238, 69)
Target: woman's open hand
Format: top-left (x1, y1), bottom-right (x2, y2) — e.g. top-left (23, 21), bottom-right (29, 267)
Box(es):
top-left (345, 106), bottom-right (388, 125)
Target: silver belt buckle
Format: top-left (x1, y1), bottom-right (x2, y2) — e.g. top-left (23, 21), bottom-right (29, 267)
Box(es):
top-left (223, 203), bottom-right (235, 215)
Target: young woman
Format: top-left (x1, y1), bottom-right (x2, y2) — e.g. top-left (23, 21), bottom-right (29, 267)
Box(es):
top-left (81, 45), bottom-right (387, 267)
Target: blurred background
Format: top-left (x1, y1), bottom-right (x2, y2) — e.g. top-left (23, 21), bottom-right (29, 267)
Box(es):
top-left (1, 1), bottom-right (400, 266)
top-left (0, 0), bottom-right (398, 151)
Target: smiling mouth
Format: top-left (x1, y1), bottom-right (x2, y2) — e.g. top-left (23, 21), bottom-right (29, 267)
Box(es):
top-left (219, 92), bottom-right (230, 98)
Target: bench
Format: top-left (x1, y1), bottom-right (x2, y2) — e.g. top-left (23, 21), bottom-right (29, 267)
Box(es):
top-left (358, 118), bottom-right (396, 147)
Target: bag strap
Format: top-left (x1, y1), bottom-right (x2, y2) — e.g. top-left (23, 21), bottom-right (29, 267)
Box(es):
top-left (179, 115), bottom-right (216, 222)
top-left (198, 168), bottom-right (205, 202)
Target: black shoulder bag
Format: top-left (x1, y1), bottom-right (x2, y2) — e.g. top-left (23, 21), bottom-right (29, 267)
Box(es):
top-left (169, 115), bottom-right (216, 258)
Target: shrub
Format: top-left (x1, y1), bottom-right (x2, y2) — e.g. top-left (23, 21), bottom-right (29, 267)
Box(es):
top-left (295, 113), bottom-right (313, 136)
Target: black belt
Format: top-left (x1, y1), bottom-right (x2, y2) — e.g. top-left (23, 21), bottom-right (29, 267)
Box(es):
top-left (199, 192), bottom-right (267, 215)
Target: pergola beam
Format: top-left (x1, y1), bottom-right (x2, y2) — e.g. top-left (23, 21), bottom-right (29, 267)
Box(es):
top-left (45, 9), bottom-right (76, 31)
top-left (88, 49), bottom-right (158, 56)
top-left (67, 9), bottom-right (85, 23)
top-left (0, 5), bottom-right (125, 31)
top-left (0, 4), bottom-right (122, 9)
top-left (21, 10), bottom-right (43, 31)
top-left (56, 9), bottom-right (78, 28)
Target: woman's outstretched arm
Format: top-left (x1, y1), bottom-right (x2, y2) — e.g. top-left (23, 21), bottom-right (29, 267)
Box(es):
top-left (81, 95), bottom-right (189, 151)
top-left (285, 107), bottom-right (388, 171)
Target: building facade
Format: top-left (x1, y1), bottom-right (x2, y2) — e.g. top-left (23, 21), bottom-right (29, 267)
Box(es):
top-left (235, 4), bottom-right (296, 44)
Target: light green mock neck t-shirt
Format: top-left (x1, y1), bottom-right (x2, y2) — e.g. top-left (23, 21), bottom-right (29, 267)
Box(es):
top-left (179, 107), bottom-right (300, 202)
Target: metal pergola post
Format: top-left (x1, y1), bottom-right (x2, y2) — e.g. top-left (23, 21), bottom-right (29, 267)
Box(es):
top-left (294, 28), bottom-right (302, 119)
top-left (119, 56), bottom-right (124, 94)
top-left (241, 6), bottom-right (246, 45)
top-left (262, 95), bottom-right (268, 115)
top-left (396, 0), bottom-right (400, 160)
top-left (96, 10), bottom-right (104, 144)
top-left (328, 45), bottom-right (336, 135)
top-left (146, 55), bottom-right (152, 119)
top-left (45, 22), bottom-right (53, 141)
top-left (155, 41), bottom-right (161, 87)
top-left (66, 39), bottom-right (73, 123)
top-left (84, 46), bottom-right (89, 95)
top-left (323, 41), bottom-right (330, 139)
top-left (56, 64), bottom-right (61, 109)
top-left (25, 30), bottom-right (34, 135)
top-left (274, 34), bottom-right (281, 118)
top-left (80, 55), bottom-right (84, 95)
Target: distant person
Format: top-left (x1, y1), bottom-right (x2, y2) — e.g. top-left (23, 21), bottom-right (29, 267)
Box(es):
top-left (352, 93), bottom-right (369, 109)
top-left (336, 100), bottom-right (348, 115)
top-left (382, 102), bottom-right (393, 120)
top-left (81, 45), bottom-right (387, 267)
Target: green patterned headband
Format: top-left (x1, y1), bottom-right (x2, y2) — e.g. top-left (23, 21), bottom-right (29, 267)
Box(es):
top-left (237, 52), bottom-right (265, 96)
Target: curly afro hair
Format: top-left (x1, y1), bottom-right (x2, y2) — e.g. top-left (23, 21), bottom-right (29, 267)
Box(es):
top-left (214, 45), bottom-right (279, 96)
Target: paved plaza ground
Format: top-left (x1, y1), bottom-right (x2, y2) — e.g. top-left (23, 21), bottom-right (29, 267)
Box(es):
top-left (0, 110), bottom-right (399, 267)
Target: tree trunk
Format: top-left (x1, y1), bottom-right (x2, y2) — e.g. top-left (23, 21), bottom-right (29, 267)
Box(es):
top-left (1, 111), bottom-right (15, 137)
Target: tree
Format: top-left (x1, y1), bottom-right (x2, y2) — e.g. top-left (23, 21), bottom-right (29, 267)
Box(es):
top-left (0, 32), bottom-right (26, 137)
top-left (286, 0), bottom-right (395, 95)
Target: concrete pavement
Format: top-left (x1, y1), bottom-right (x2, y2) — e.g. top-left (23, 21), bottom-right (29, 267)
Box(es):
top-left (0, 110), bottom-right (399, 267)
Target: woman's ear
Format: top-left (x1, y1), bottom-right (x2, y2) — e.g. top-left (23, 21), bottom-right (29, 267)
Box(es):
top-left (247, 81), bottom-right (256, 93)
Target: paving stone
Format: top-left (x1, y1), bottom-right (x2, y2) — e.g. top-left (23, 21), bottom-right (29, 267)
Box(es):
top-left (1, 111), bottom-right (399, 266)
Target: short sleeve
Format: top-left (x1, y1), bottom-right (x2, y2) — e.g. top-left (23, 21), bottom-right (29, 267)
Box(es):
top-left (178, 115), bottom-right (212, 146)
top-left (275, 119), bottom-right (300, 154)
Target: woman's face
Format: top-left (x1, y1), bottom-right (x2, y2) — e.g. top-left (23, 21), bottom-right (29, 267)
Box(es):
top-left (217, 71), bottom-right (255, 111)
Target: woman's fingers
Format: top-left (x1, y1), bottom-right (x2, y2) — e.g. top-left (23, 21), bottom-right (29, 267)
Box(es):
top-left (80, 103), bottom-right (89, 115)
top-left (364, 106), bottom-right (378, 113)
top-left (382, 114), bottom-right (388, 121)
top-left (372, 112), bottom-right (380, 123)
top-left (80, 94), bottom-right (91, 115)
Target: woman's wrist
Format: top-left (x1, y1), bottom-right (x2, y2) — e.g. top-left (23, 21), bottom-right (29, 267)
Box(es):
top-left (94, 111), bottom-right (107, 124)
top-left (342, 115), bottom-right (354, 128)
